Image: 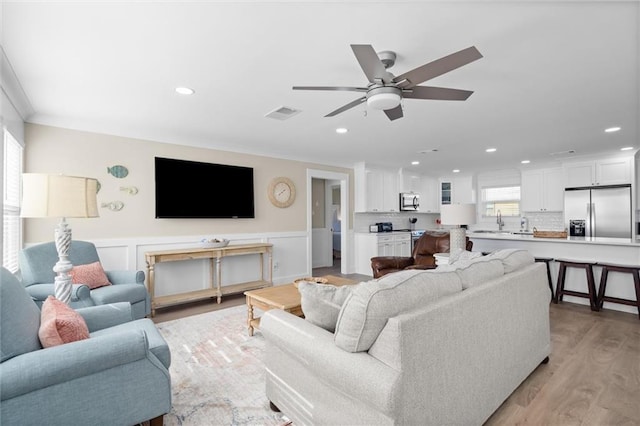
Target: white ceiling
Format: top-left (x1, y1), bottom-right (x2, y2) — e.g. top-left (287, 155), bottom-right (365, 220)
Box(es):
top-left (2, 1), bottom-right (639, 176)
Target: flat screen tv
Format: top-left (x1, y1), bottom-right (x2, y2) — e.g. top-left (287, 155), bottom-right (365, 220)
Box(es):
top-left (155, 156), bottom-right (255, 218)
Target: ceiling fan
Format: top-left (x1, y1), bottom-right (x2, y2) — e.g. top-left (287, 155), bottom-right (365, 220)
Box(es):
top-left (293, 44), bottom-right (483, 121)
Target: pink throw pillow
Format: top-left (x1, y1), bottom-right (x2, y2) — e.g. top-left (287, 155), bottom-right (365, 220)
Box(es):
top-left (70, 261), bottom-right (111, 289)
top-left (38, 296), bottom-right (90, 348)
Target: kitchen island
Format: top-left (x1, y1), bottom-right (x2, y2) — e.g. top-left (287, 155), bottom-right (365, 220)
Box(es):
top-left (467, 231), bottom-right (640, 315)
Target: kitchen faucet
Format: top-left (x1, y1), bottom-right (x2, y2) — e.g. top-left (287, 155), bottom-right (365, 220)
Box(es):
top-left (497, 210), bottom-right (504, 231)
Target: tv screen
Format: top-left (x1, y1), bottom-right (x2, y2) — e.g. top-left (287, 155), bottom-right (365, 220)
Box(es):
top-left (155, 157), bottom-right (255, 218)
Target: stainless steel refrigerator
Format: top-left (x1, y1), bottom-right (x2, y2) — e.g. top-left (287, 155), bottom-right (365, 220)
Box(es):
top-left (564, 184), bottom-right (631, 238)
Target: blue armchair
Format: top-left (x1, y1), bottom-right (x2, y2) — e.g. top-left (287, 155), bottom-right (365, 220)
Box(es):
top-left (19, 240), bottom-right (151, 319)
top-left (0, 267), bottom-right (171, 425)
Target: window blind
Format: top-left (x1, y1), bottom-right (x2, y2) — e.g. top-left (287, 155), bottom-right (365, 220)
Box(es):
top-left (3, 130), bottom-right (23, 273)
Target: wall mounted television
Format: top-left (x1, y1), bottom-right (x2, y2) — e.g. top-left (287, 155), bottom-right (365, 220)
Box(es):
top-left (155, 156), bottom-right (255, 219)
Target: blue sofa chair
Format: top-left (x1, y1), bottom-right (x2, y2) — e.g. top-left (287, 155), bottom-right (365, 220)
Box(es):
top-left (0, 267), bottom-right (171, 425)
top-left (19, 240), bottom-right (151, 319)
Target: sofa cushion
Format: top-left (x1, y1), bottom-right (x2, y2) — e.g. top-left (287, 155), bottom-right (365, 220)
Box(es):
top-left (334, 269), bottom-right (462, 352)
top-left (488, 249), bottom-right (535, 273)
top-left (0, 268), bottom-right (43, 362)
top-left (70, 261), bottom-right (112, 289)
top-left (299, 282), bottom-right (356, 332)
top-left (38, 296), bottom-right (90, 348)
top-left (452, 257), bottom-right (504, 289)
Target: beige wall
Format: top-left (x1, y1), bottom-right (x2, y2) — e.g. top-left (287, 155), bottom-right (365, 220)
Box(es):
top-left (24, 124), bottom-right (353, 243)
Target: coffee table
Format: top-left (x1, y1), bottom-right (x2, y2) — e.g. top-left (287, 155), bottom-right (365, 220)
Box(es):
top-left (244, 275), bottom-right (357, 336)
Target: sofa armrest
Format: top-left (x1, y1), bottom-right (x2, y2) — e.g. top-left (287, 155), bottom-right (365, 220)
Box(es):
top-left (0, 330), bottom-right (150, 400)
top-left (105, 270), bottom-right (145, 285)
top-left (261, 309), bottom-right (400, 415)
top-left (370, 256), bottom-right (414, 278)
top-left (76, 302), bottom-right (134, 331)
top-left (24, 283), bottom-right (92, 305)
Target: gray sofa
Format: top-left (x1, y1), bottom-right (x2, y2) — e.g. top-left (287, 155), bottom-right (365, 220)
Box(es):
top-left (261, 249), bottom-right (551, 425)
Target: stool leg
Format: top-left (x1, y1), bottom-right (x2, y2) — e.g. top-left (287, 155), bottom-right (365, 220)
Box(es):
top-left (597, 266), bottom-right (609, 310)
top-left (545, 262), bottom-right (553, 298)
top-left (586, 264), bottom-right (598, 312)
top-left (555, 263), bottom-right (566, 304)
top-left (633, 270), bottom-right (640, 320)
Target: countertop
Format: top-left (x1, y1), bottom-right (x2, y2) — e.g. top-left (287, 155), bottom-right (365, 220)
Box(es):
top-left (467, 231), bottom-right (640, 247)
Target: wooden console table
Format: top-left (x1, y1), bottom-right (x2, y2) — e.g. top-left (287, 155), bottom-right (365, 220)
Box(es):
top-left (145, 243), bottom-right (273, 316)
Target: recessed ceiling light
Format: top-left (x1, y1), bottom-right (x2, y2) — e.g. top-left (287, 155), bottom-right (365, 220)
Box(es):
top-left (411, 161), bottom-right (420, 165)
top-left (621, 146), bottom-right (634, 151)
top-left (175, 87), bottom-right (195, 95)
top-left (336, 128), bottom-right (348, 134)
top-left (452, 169), bottom-right (460, 173)
top-left (605, 126), bottom-right (621, 133)
top-left (521, 160), bottom-right (531, 164)
top-left (485, 148), bottom-right (497, 153)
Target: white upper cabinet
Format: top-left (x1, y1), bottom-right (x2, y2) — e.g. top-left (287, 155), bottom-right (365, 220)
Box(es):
top-left (420, 176), bottom-right (440, 213)
top-left (440, 175), bottom-right (474, 205)
top-left (355, 163), bottom-right (399, 212)
top-left (521, 168), bottom-right (563, 212)
top-left (564, 157), bottom-right (632, 187)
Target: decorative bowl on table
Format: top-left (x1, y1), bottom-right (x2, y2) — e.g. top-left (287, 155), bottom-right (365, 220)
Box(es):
top-left (200, 238), bottom-right (230, 248)
top-left (293, 277), bottom-right (329, 288)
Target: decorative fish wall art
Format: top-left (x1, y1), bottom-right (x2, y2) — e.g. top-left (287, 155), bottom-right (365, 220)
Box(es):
top-left (107, 165), bottom-right (129, 178)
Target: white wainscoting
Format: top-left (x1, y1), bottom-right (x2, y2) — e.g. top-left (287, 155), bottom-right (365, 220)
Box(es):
top-left (91, 231), bottom-right (309, 298)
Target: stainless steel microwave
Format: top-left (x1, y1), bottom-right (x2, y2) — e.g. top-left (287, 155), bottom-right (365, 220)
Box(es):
top-left (399, 192), bottom-right (420, 211)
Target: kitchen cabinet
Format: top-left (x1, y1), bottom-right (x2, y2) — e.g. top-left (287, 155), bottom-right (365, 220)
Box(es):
top-left (521, 168), bottom-right (563, 212)
top-left (420, 176), bottom-right (440, 213)
top-left (399, 170), bottom-right (439, 213)
top-left (564, 157), bottom-right (632, 187)
top-left (355, 163), bottom-right (399, 212)
top-left (354, 232), bottom-right (411, 275)
top-left (440, 176), bottom-right (474, 205)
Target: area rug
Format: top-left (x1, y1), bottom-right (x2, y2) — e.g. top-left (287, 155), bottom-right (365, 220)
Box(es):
top-left (156, 305), bottom-right (288, 425)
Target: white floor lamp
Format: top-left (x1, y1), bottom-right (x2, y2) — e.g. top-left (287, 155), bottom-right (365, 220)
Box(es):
top-left (21, 174), bottom-right (99, 304)
top-left (440, 203), bottom-right (476, 253)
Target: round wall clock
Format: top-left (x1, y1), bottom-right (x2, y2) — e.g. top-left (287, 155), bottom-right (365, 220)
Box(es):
top-left (268, 177), bottom-right (296, 208)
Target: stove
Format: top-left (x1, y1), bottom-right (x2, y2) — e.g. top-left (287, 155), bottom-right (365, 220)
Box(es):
top-left (411, 230), bottom-right (426, 250)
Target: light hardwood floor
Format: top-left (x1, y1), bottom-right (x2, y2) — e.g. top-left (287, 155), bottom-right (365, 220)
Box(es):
top-left (152, 264), bottom-right (640, 425)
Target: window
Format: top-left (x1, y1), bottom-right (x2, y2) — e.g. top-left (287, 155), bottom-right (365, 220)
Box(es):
top-left (3, 130), bottom-right (23, 273)
top-left (481, 185), bottom-right (520, 217)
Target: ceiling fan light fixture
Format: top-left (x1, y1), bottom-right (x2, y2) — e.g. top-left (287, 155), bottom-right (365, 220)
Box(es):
top-left (366, 87), bottom-right (402, 111)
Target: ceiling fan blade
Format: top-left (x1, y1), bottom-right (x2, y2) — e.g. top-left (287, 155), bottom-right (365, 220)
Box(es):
top-left (384, 105), bottom-right (403, 121)
top-left (293, 86), bottom-right (368, 92)
top-left (393, 46), bottom-right (483, 89)
top-left (325, 97), bottom-right (366, 117)
top-left (403, 86), bottom-right (474, 101)
top-left (351, 44), bottom-right (393, 84)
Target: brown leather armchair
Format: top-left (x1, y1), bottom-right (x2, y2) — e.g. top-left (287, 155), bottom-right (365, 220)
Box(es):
top-left (370, 231), bottom-right (473, 278)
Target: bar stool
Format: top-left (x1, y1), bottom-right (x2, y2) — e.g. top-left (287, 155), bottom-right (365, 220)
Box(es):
top-left (596, 262), bottom-right (640, 320)
top-left (554, 259), bottom-right (598, 311)
top-left (535, 257), bottom-right (554, 299)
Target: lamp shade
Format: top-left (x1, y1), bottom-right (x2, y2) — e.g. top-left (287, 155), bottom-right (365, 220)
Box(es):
top-left (440, 203), bottom-right (476, 225)
top-left (21, 174), bottom-right (99, 218)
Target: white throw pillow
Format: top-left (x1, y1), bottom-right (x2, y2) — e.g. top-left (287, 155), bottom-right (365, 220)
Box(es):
top-left (334, 269), bottom-right (462, 352)
top-left (487, 249), bottom-right (535, 273)
top-left (298, 282), bottom-right (356, 332)
top-left (452, 257), bottom-right (505, 289)
top-left (449, 248), bottom-right (483, 265)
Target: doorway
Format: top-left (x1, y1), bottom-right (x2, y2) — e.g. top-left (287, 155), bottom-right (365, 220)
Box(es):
top-left (307, 169), bottom-right (349, 275)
